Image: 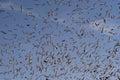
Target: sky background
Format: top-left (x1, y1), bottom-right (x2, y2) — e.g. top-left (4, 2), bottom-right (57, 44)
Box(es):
top-left (0, 0), bottom-right (120, 80)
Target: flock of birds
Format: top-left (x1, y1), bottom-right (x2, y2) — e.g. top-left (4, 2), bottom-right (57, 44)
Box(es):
top-left (0, 0), bottom-right (120, 80)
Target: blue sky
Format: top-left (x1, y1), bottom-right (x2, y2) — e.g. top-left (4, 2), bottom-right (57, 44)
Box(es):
top-left (0, 0), bottom-right (120, 80)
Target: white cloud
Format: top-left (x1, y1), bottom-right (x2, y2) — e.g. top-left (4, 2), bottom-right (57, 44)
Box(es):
top-left (0, 2), bottom-right (40, 18)
top-left (89, 18), bottom-right (120, 36)
top-left (0, 2), bottom-right (14, 9)
top-left (1, 2), bottom-right (119, 37)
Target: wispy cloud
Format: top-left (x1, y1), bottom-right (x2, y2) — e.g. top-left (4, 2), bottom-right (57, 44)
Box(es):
top-left (0, 2), bottom-right (40, 18)
top-left (1, 2), bottom-right (119, 37)
top-left (89, 18), bottom-right (120, 36)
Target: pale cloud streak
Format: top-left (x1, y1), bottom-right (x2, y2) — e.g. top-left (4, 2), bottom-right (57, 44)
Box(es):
top-left (89, 18), bottom-right (120, 36)
top-left (0, 2), bottom-right (119, 37)
top-left (0, 2), bottom-right (40, 18)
